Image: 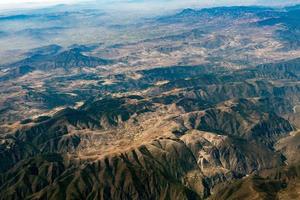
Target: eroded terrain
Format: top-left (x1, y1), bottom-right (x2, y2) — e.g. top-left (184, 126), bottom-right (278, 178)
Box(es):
top-left (1, 5), bottom-right (300, 200)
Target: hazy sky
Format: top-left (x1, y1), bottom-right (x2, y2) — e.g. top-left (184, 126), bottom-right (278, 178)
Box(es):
top-left (1, 0), bottom-right (300, 11)
top-left (0, 0), bottom-right (91, 10)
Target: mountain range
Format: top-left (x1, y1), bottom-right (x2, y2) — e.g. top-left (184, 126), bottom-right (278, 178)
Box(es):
top-left (0, 4), bottom-right (300, 200)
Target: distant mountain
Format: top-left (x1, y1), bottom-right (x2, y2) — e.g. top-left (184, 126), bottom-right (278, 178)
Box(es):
top-left (0, 14), bottom-right (37, 21)
top-left (25, 44), bottom-right (62, 57)
top-left (0, 47), bottom-right (114, 82)
top-left (257, 6), bottom-right (300, 50)
top-left (158, 6), bottom-right (274, 23)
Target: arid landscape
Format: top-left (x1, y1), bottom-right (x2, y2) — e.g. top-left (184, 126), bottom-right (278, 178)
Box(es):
top-left (0, 2), bottom-right (300, 200)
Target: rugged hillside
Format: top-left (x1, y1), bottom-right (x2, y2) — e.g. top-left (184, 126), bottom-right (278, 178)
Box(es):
top-left (0, 54), bottom-right (300, 199)
top-left (210, 163), bottom-right (300, 200)
top-left (1, 5), bottom-right (300, 200)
